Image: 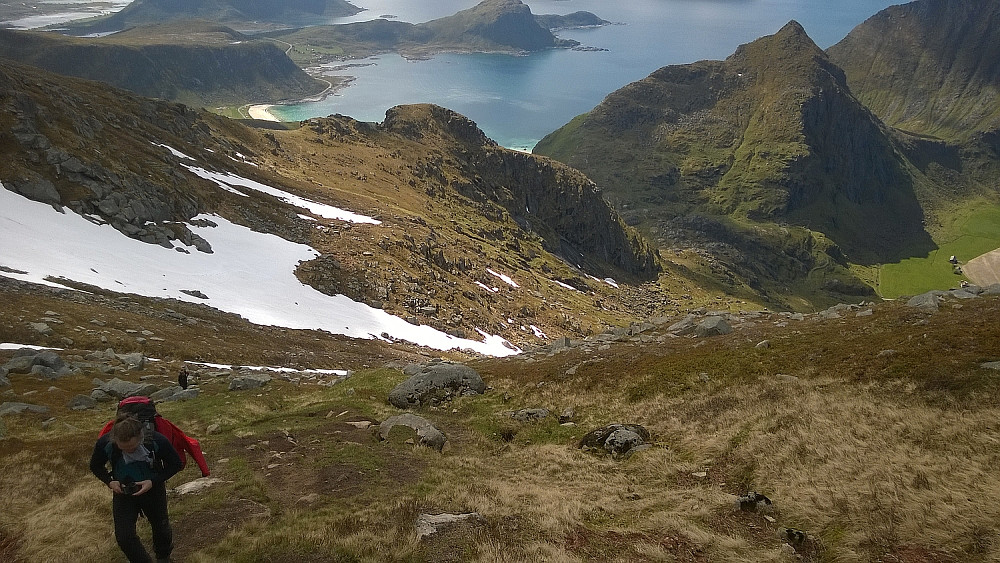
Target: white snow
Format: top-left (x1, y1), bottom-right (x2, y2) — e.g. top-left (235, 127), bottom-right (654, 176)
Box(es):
top-left (551, 279), bottom-right (579, 291)
top-left (153, 143), bottom-right (194, 161)
top-left (182, 165), bottom-right (380, 224)
top-left (530, 325), bottom-right (547, 339)
top-left (185, 361), bottom-right (348, 376)
top-left (1, 343), bottom-right (63, 351)
top-left (0, 186), bottom-right (519, 357)
top-left (474, 281), bottom-right (499, 293)
top-left (487, 268), bottom-right (519, 288)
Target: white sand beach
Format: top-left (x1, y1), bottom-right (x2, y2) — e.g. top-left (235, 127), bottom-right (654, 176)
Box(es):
top-left (247, 104), bottom-right (280, 121)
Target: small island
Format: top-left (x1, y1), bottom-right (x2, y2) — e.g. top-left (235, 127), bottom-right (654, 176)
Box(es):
top-left (267, 0), bottom-right (611, 65)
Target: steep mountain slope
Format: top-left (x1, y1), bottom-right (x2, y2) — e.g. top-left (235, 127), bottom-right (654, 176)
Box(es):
top-left (0, 59), bottom-right (662, 349)
top-left (535, 22), bottom-right (938, 307)
top-left (827, 0), bottom-right (1000, 142)
top-left (0, 23), bottom-right (325, 107)
top-left (58, 0), bottom-right (362, 33)
top-left (268, 0), bottom-right (593, 62)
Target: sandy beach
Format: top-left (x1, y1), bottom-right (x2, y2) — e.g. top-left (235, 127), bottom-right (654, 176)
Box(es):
top-left (963, 248), bottom-right (1000, 286)
top-left (247, 104), bottom-right (280, 122)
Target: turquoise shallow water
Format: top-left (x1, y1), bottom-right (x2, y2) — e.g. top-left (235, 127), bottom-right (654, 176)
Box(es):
top-left (270, 0), bottom-right (901, 150)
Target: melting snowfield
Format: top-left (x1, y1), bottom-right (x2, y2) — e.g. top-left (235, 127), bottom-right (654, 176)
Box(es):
top-left (0, 185), bottom-right (518, 357)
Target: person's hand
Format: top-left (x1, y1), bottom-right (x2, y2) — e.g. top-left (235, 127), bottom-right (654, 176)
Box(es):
top-left (109, 481), bottom-right (123, 494)
top-left (134, 480), bottom-right (154, 495)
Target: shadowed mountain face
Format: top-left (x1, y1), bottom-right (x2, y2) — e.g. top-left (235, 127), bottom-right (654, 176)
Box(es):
top-left (0, 24), bottom-right (325, 107)
top-left (827, 0), bottom-right (1000, 142)
top-left (60, 0), bottom-right (362, 32)
top-left (536, 22), bottom-right (932, 270)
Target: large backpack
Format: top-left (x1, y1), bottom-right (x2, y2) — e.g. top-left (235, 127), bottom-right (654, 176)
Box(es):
top-left (98, 396), bottom-right (210, 477)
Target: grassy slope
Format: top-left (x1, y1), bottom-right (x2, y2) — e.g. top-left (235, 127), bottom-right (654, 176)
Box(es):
top-left (3, 281), bottom-right (1000, 561)
top-left (879, 201), bottom-right (1000, 297)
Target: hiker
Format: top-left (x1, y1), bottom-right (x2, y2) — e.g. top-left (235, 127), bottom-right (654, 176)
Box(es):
top-left (90, 414), bottom-right (183, 563)
top-left (177, 367), bottom-right (189, 390)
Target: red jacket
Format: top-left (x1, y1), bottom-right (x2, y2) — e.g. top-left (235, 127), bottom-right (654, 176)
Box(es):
top-left (98, 415), bottom-right (210, 477)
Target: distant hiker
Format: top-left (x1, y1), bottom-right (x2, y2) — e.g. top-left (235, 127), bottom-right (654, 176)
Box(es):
top-left (90, 414), bottom-right (182, 563)
top-left (178, 367), bottom-right (189, 390)
top-left (949, 255), bottom-right (958, 264)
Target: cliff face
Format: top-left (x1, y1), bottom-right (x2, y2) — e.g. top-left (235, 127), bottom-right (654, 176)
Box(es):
top-left (381, 105), bottom-right (660, 278)
top-left (536, 22), bottom-right (930, 266)
top-left (0, 28), bottom-right (325, 107)
top-left (827, 0), bottom-right (1000, 142)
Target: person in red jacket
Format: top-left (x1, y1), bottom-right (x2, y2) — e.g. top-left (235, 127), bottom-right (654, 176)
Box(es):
top-left (90, 414), bottom-right (182, 563)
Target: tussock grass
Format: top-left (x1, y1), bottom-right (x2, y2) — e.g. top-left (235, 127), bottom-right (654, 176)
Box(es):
top-left (3, 292), bottom-right (1000, 560)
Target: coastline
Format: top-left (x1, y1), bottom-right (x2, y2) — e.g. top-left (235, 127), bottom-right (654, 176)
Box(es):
top-left (245, 74), bottom-right (355, 122)
top-left (247, 104), bottom-right (280, 122)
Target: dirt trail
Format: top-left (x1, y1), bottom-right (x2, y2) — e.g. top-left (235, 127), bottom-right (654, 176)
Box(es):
top-left (963, 248), bottom-right (1000, 286)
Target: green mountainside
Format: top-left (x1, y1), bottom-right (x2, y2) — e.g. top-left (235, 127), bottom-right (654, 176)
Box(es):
top-left (58, 0), bottom-right (362, 33)
top-left (0, 23), bottom-right (325, 107)
top-left (0, 58), bottom-right (665, 345)
top-left (827, 0), bottom-right (1000, 142)
top-left (536, 22), bottom-right (939, 308)
top-left (268, 0), bottom-right (594, 63)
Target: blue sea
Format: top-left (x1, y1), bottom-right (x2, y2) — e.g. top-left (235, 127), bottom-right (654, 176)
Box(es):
top-left (270, 0), bottom-right (903, 150)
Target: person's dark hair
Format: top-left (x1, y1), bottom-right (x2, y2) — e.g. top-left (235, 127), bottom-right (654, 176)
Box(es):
top-left (110, 414), bottom-right (144, 443)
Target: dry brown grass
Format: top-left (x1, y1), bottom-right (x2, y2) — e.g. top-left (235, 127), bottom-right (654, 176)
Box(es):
top-left (2, 288), bottom-right (1000, 561)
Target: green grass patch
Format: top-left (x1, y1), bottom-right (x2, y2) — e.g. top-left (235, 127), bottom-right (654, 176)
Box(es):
top-left (879, 202), bottom-right (1000, 297)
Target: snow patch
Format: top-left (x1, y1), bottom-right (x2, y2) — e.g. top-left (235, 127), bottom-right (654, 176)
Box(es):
top-left (0, 186), bottom-right (518, 357)
top-left (183, 165), bottom-right (380, 224)
top-left (487, 268), bottom-right (519, 288)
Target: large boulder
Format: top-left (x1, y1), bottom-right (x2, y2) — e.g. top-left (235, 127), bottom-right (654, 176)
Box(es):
top-left (3, 350), bottom-right (72, 378)
top-left (0, 402), bottom-right (50, 416)
top-left (579, 423), bottom-right (650, 458)
top-left (906, 291), bottom-right (941, 312)
top-left (695, 316), bottom-right (733, 337)
top-left (228, 374), bottom-right (271, 391)
top-left (98, 377), bottom-right (157, 399)
top-left (388, 363), bottom-right (485, 409)
top-left (378, 413), bottom-right (447, 452)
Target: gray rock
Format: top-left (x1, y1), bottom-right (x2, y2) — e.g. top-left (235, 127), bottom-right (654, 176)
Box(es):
top-left (695, 316), bottom-right (732, 337)
top-left (983, 283), bottom-right (1000, 296)
top-left (162, 388), bottom-right (199, 402)
top-left (8, 175), bottom-right (61, 206)
top-left (68, 394), bottom-right (97, 410)
top-left (579, 423), bottom-right (650, 458)
top-left (981, 362), bottom-right (1000, 371)
top-left (737, 492), bottom-right (773, 513)
top-left (379, 413), bottom-right (447, 452)
top-left (30, 322), bottom-right (54, 336)
top-left (755, 340), bottom-right (771, 350)
top-left (4, 355), bottom-right (38, 374)
top-left (388, 363), bottom-right (485, 409)
top-left (511, 408), bottom-right (550, 422)
top-left (0, 369), bottom-right (9, 388)
top-left (90, 389), bottom-right (113, 402)
top-left (948, 288), bottom-right (979, 299)
top-left (116, 352), bottom-right (146, 370)
top-left (667, 314), bottom-right (698, 335)
top-left (559, 408), bottom-right (576, 423)
top-left (99, 377), bottom-right (156, 398)
top-left (906, 291), bottom-right (941, 312)
top-left (416, 512), bottom-right (484, 540)
top-left (0, 402), bottom-right (50, 416)
top-left (29, 365), bottom-right (57, 379)
top-left (150, 386), bottom-right (183, 401)
top-left (228, 374), bottom-right (272, 391)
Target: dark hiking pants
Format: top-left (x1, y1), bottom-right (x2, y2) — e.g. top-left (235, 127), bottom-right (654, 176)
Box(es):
top-left (112, 483), bottom-right (173, 562)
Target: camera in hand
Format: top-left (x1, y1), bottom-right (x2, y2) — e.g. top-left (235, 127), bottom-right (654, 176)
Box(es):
top-left (120, 477), bottom-right (140, 495)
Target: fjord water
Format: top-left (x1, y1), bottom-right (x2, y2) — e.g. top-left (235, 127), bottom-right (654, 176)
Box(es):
top-left (271, 0), bottom-right (901, 151)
